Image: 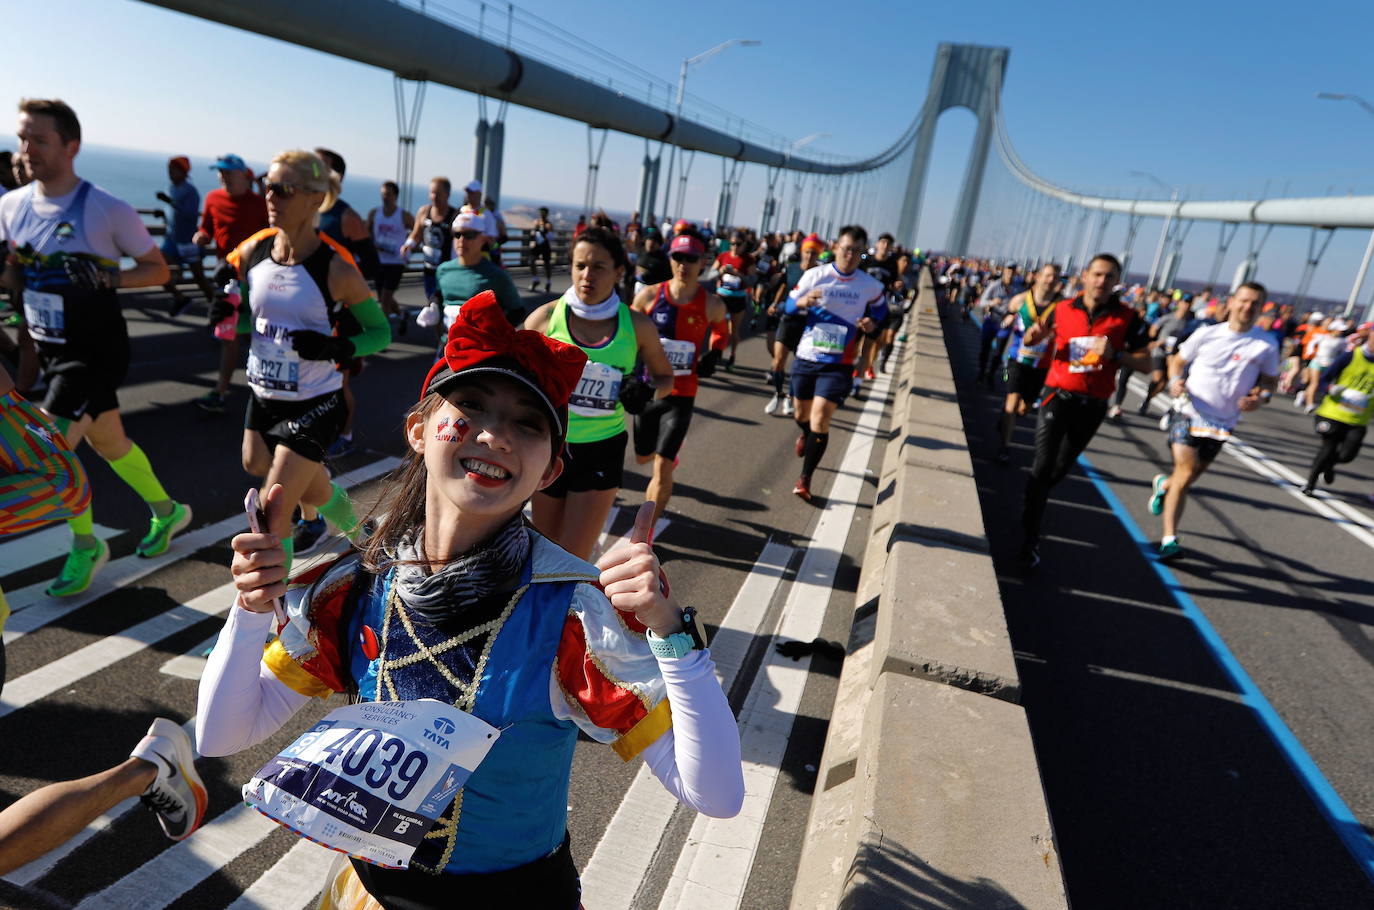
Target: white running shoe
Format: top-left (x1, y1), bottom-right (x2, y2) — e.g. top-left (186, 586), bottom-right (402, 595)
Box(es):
top-left (131, 718), bottom-right (207, 841)
top-left (764, 394), bottom-right (781, 416)
top-left (781, 397), bottom-right (794, 417)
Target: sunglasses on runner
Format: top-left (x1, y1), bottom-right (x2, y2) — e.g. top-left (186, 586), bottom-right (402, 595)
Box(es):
top-left (670, 253), bottom-right (701, 264)
top-left (456, 230), bottom-right (484, 240)
top-left (264, 181), bottom-right (304, 198)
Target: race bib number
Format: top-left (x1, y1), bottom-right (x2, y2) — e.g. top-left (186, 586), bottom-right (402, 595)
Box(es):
top-left (720, 274), bottom-right (743, 291)
top-left (661, 338), bottom-right (696, 376)
top-left (421, 244), bottom-right (443, 266)
top-left (1067, 335), bottom-right (1107, 373)
top-left (808, 321), bottom-right (848, 354)
top-left (1017, 338), bottom-right (1048, 365)
top-left (248, 319), bottom-right (302, 397)
top-left (1336, 387), bottom-right (1371, 414)
top-left (569, 361), bottom-right (622, 416)
top-left (23, 289), bottom-right (65, 344)
top-left (1163, 335), bottom-right (1180, 354)
top-left (243, 699), bottom-right (499, 870)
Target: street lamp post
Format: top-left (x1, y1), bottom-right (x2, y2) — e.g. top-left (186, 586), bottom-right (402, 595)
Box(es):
top-left (785, 132), bottom-right (827, 230)
top-left (1134, 170), bottom-right (1179, 291)
top-left (1319, 92), bottom-right (1374, 316)
top-left (660, 38), bottom-right (761, 222)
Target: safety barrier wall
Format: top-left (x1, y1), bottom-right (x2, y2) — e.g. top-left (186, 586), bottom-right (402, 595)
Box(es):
top-left (790, 274), bottom-right (1069, 909)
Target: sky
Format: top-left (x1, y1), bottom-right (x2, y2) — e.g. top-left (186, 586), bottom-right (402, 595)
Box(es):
top-left (8, 0), bottom-right (1374, 302)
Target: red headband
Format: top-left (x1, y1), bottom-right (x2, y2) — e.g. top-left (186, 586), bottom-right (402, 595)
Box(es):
top-left (420, 291), bottom-right (586, 410)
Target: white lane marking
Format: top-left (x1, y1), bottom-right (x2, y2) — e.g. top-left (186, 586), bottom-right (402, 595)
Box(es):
top-left (1122, 375), bottom-right (1374, 549)
top-left (224, 837), bottom-right (332, 910)
top-left (2, 456), bottom-right (400, 645)
top-left (159, 633), bottom-right (220, 681)
top-left (0, 523), bottom-right (120, 578)
top-left (579, 539), bottom-right (796, 910)
top-left (659, 358), bottom-right (895, 910)
top-left (71, 802), bottom-right (276, 910)
top-left (600, 516), bottom-right (672, 558)
top-left (3, 718), bottom-right (200, 888)
top-left (0, 582), bottom-right (236, 719)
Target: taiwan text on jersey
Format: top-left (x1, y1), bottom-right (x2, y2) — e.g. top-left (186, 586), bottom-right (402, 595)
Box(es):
top-left (787, 263), bottom-right (886, 364)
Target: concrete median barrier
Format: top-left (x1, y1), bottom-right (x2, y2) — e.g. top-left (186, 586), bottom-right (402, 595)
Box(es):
top-left (791, 275), bottom-right (1067, 909)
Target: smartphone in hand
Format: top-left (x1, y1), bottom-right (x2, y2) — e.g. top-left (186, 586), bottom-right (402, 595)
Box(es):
top-left (244, 488), bottom-right (288, 626)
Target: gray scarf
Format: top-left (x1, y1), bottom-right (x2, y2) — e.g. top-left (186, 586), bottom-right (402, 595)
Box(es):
top-left (390, 515), bottom-right (531, 625)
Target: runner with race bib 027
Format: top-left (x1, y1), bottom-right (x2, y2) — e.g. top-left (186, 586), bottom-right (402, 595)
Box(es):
top-left (632, 228), bottom-right (730, 522)
top-left (218, 149), bottom-right (391, 572)
top-left (199, 294), bottom-right (742, 907)
top-left (783, 225), bottom-right (887, 502)
top-left (1145, 281), bottom-right (1279, 559)
top-left (524, 226), bottom-right (674, 559)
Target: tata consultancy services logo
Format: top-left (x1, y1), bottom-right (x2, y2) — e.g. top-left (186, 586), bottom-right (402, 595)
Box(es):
top-left (424, 716), bottom-right (456, 748)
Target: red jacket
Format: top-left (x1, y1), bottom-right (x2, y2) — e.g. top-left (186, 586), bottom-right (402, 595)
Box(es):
top-left (1044, 296), bottom-right (1145, 399)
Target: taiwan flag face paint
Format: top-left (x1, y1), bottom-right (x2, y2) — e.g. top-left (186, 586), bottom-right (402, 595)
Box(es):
top-left (435, 416), bottom-right (470, 444)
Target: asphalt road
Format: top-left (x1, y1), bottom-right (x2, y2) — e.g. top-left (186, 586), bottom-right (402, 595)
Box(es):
top-left (0, 269), bottom-right (891, 909)
top-left (942, 306), bottom-right (1374, 908)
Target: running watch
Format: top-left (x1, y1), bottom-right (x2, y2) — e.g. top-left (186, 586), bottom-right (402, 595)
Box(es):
top-left (646, 606), bottom-right (707, 659)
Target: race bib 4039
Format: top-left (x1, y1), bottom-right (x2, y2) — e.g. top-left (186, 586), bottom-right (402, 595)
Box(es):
top-left (243, 699), bottom-right (499, 869)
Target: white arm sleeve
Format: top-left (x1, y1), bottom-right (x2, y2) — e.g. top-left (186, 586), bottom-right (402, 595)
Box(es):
top-left (639, 650), bottom-right (744, 818)
top-left (196, 601), bottom-right (311, 757)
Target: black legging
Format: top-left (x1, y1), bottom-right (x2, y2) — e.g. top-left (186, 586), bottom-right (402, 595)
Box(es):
top-left (1113, 365), bottom-right (1135, 406)
top-left (1022, 389), bottom-right (1109, 541)
top-left (1306, 417), bottom-right (1366, 489)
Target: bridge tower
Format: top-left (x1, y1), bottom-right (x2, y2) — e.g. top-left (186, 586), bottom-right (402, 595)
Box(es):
top-left (897, 43), bottom-right (1009, 254)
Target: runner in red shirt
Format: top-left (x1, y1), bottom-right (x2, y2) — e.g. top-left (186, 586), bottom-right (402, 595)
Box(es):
top-left (1016, 253), bottom-right (1152, 567)
top-left (711, 232), bottom-right (754, 368)
top-left (632, 230), bottom-right (729, 522)
top-left (192, 154), bottom-right (269, 414)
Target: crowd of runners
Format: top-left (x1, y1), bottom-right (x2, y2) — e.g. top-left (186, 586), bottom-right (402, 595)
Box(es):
top-left (934, 254), bottom-right (1374, 567)
top-left (6, 89), bottom-right (1368, 907)
top-left (0, 97), bottom-right (922, 905)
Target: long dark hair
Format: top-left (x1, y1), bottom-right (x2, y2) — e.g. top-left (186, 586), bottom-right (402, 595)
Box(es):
top-left (359, 394), bottom-right (446, 573)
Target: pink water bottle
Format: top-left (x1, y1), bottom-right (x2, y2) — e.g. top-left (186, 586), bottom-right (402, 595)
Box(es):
top-left (214, 281), bottom-right (240, 341)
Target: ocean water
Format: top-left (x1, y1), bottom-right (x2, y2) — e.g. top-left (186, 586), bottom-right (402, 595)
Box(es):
top-left (35, 143), bottom-right (630, 231)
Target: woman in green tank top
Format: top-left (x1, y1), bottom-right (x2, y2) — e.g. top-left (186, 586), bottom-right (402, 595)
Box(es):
top-left (523, 228), bottom-right (675, 558)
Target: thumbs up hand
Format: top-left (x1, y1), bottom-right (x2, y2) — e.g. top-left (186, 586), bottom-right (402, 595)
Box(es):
top-left (597, 502), bottom-right (680, 637)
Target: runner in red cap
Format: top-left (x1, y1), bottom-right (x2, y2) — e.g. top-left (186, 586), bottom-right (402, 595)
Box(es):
top-left (202, 290), bottom-right (743, 907)
top-left (632, 228), bottom-right (730, 521)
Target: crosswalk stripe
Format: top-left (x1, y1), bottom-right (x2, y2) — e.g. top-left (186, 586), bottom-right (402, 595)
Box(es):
top-left (0, 523), bottom-right (120, 578)
top-left (160, 633), bottom-right (219, 680)
top-left (0, 581), bottom-right (236, 720)
top-left (2, 456), bottom-right (401, 645)
top-left (71, 802), bottom-right (277, 910)
top-left (659, 355), bottom-right (895, 909)
top-left (2, 719), bottom-right (199, 889)
top-left (578, 537), bottom-right (794, 910)
top-left (223, 838), bottom-right (332, 910)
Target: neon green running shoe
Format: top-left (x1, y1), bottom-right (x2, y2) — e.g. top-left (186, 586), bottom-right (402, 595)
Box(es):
top-left (137, 502), bottom-right (192, 558)
top-left (46, 538), bottom-right (110, 598)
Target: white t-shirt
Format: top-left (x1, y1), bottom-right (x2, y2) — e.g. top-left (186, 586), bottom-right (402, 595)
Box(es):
top-left (1179, 322), bottom-right (1280, 429)
top-left (0, 181), bottom-right (155, 260)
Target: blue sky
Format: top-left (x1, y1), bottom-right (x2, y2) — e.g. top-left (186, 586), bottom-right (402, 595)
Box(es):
top-left (9, 0), bottom-right (1374, 301)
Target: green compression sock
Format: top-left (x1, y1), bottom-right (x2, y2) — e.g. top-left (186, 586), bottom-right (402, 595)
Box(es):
top-left (318, 483), bottom-right (359, 540)
top-left (107, 444), bottom-right (173, 517)
top-left (68, 507), bottom-right (97, 550)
